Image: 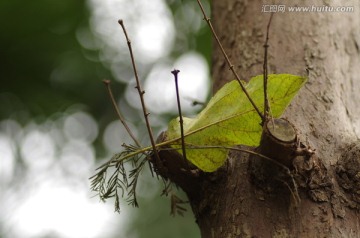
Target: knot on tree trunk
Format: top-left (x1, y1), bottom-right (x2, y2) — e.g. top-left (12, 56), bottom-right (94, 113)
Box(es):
top-left (336, 141), bottom-right (360, 206)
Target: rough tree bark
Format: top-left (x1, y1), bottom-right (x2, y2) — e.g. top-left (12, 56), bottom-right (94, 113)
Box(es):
top-left (156, 0), bottom-right (360, 237)
top-left (210, 1), bottom-right (360, 237)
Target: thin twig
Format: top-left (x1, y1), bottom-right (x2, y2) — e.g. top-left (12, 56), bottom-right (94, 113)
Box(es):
top-left (101, 80), bottom-right (155, 176)
top-left (102, 79), bottom-right (141, 147)
top-left (184, 97), bottom-right (205, 106)
top-left (196, 0), bottom-right (264, 121)
top-left (263, 13), bottom-right (274, 122)
top-left (171, 69), bottom-right (188, 163)
top-left (118, 19), bottom-right (161, 164)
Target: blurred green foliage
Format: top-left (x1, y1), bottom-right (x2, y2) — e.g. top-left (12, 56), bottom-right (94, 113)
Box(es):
top-left (0, 0), bottom-right (112, 123)
top-left (0, 0), bottom-right (209, 237)
top-left (167, 0), bottom-right (211, 66)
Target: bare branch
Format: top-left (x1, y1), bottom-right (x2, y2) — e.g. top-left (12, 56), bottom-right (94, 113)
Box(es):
top-left (171, 69), bottom-right (188, 163)
top-left (196, 0), bottom-right (264, 121)
top-left (118, 19), bottom-right (161, 164)
top-left (263, 13), bottom-right (274, 121)
top-left (102, 79), bottom-right (141, 147)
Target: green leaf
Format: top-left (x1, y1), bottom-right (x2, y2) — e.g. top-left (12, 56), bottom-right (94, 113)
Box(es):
top-left (165, 74), bottom-right (307, 172)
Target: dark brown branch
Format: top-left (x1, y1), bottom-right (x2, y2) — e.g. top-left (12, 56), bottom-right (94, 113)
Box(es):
top-left (196, 0), bottom-right (264, 121)
top-left (118, 19), bottom-right (161, 163)
top-left (171, 69), bottom-right (188, 163)
top-left (102, 79), bottom-right (141, 147)
top-left (263, 13), bottom-right (274, 121)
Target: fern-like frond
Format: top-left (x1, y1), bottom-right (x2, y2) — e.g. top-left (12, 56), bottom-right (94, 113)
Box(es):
top-left (90, 145), bottom-right (150, 212)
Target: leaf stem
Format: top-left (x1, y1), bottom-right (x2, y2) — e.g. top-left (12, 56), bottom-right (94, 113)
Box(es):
top-left (171, 69), bottom-right (188, 163)
top-left (102, 79), bottom-right (141, 147)
top-left (118, 19), bottom-right (161, 164)
top-left (196, 0), bottom-right (264, 121)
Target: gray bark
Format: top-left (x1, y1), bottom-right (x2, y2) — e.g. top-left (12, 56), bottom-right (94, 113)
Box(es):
top-left (201, 0), bottom-right (360, 237)
top-left (155, 1), bottom-right (360, 237)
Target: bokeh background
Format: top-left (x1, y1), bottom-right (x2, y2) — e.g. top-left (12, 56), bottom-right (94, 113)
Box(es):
top-left (0, 0), bottom-right (211, 237)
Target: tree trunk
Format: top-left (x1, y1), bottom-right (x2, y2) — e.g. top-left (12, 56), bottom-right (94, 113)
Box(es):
top-left (155, 1), bottom-right (360, 237)
top-left (204, 0), bottom-right (360, 237)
